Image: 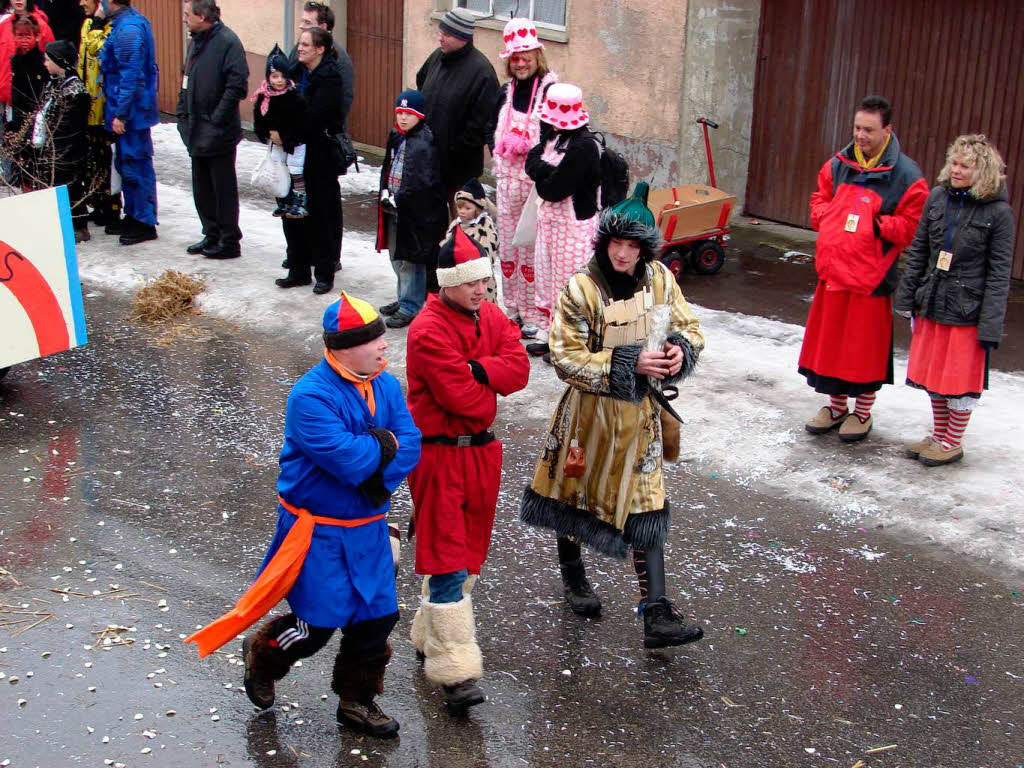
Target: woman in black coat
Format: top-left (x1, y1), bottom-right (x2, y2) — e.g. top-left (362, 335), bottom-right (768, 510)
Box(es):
top-left (276, 27), bottom-right (344, 295)
top-left (894, 134), bottom-right (1016, 466)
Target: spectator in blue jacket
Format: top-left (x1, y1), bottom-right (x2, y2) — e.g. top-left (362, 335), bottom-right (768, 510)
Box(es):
top-left (99, 0), bottom-right (158, 245)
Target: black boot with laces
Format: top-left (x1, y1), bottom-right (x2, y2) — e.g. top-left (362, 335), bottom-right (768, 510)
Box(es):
top-left (642, 597), bottom-right (703, 648)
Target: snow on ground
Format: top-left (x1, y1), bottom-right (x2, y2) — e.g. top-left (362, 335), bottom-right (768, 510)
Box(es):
top-left (72, 125), bottom-right (1024, 572)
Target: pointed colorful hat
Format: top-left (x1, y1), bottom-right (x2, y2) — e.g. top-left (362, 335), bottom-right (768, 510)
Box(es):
top-left (437, 226), bottom-right (492, 288)
top-left (322, 291), bottom-right (386, 348)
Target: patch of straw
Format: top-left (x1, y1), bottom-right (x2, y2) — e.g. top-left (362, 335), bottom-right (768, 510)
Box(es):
top-left (131, 270), bottom-right (206, 323)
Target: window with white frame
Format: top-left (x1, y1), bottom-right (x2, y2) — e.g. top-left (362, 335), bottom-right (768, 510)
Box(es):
top-left (456, 0), bottom-right (567, 31)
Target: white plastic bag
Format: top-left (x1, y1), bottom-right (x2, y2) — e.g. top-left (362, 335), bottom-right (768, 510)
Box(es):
top-left (110, 143), bottom-right (122, 195)
top-left (251, 143), bottom-right (291, 198)
top-left (512, 185), bottom-right (540, 247)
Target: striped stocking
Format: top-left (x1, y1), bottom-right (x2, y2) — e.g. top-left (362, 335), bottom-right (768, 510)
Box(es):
top-left (943, 409), bottom-right (971, 449)
top-left (828, 395), bottom-right (848, 419)
top-left (853, 392), bottom-right (876, 422)
top-left (929, 395), bottom-right (950, 442)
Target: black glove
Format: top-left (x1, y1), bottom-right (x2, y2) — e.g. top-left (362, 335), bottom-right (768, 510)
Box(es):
top-left (358, 428), bottom-right (399, 507)
top-left (980, 339), bottom-right (999, 351)
top-left (468, 360), bottom-right (489, 385)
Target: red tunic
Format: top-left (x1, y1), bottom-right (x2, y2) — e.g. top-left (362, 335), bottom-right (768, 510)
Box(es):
top-left (406, 294), bottom-right (530, 574)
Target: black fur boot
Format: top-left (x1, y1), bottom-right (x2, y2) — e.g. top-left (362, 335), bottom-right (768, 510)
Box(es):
top-left (333, 644), bottom-right (400, 738)
top-left (241, 622), bottom-right (294, 710)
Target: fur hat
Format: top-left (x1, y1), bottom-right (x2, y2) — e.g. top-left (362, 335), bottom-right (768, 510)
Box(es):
top-left (395, 89), bottom-right (426, 119)
top-left (322, 292), bottom-right (386, 349)
top-left (453, 178), bottom-right (495, 217)
top-left (265, 43), bottom-right (289, 79)
top-left (45, 40), bottom-right (77, 72)
top-left (439, 8), bottom-right (475, 41)
top-left (437, 226), bottom-right (492, 288)
top-left (596, 182), bottom-right (662, 255)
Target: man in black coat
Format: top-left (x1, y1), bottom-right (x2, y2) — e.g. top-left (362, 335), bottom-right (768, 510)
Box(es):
top-left (176, 0), bottom-right (249, 260)
top-left (415, 8), bottom-right (498, 210)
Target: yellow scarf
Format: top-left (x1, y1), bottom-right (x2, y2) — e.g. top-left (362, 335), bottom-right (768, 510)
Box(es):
top-left (853, 133), bottom-right (892, 169)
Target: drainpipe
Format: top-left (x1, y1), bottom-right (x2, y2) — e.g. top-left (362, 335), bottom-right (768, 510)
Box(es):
top-left (284, 0), bottom-right (295, 50)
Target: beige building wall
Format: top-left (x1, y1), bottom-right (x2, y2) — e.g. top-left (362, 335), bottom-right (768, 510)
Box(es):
top-left (404, 0), bottom-right (692, 186)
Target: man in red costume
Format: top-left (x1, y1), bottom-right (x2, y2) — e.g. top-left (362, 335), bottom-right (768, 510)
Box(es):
top-left (799, 95), bottom-right (928, 442)
top-left (405, 225), bottom-right (529, 714)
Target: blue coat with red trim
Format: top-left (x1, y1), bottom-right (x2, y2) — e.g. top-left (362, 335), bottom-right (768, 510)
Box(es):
top-left (810, 134), bottom-right (929, 296)
top-left (258, 359), bottom-right (421, 628)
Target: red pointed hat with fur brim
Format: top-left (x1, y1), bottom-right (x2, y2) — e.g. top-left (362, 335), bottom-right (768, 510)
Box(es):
top-left (436, 225), bottom-right (493, 288)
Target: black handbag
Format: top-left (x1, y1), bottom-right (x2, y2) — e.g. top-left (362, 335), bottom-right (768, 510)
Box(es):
top-left (328, 130), bottom-right (358, 176)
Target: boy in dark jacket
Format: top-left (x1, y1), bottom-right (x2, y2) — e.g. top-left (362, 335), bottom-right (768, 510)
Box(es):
top-left (374, 89), bottom-right (447, 328)
top-left (32, 40), bottom-right (90, 239)
top-left (252, 45), bottom-right (309, 219)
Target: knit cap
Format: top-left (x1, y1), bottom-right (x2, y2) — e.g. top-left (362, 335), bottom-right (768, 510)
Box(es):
top-left (322, 292), bottom-right (386, 348)
top-left (596, 182), bottom-right (662, 253)
top-left (45, 40), bottom-right (77, 72)
top-left (439, 7), bottom-right (475, 41)
top-left (265, 43), bottom-right (289, 79)
top-left (454, 178), bottom-right (487, 209)
top-left (437, 226), bottom-right (492, 288)
top-left (395, 89), bottom-right (426, 119)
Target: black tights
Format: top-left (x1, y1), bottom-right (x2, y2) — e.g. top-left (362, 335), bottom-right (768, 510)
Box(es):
top-left (556, 536), bottom-right (667, 603)
top-left (264, 611), bottom-right (398, 664)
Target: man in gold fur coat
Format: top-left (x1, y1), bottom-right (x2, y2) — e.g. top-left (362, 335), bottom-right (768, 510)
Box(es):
top-left (520, 182), bottom-right (706, 649)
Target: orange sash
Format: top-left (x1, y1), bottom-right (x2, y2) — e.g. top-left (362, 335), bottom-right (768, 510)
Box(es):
top-left (185, 497), bottom-right (385, 658)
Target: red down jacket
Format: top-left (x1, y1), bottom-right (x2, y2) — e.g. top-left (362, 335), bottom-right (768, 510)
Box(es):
top-left (809, 134), bottom-right (929, 296)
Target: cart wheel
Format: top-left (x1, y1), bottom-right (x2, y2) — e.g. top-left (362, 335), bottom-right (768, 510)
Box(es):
top-left (0, 367), bottom-right (9, 382)
top-left (663, 249), bottom-right (687, 282)
top-left (690, 240), bottom-right (725, 275)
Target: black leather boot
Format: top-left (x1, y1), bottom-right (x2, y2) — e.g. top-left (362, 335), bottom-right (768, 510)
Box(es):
top-left (639, 546), bottom-right (703, 648)
top-left (557, 537), bottom-right (601, 617)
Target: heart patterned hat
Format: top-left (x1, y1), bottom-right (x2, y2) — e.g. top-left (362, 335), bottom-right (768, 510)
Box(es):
top-left (538, 83), bottom-right (588, 130)
top-left (499, 18), bottom-right (543, 59)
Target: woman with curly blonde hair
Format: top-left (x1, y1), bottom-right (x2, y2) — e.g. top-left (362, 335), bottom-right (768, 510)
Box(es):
top-left (894, 135), bottom-right (1016, 466)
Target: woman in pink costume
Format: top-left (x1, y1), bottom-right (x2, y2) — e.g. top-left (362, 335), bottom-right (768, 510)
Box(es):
top-left (488, 17), bottom-right (557, 340)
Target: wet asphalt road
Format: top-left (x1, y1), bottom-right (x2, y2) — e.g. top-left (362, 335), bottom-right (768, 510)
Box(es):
top-left (1, 295), bottom-right (1023, 768)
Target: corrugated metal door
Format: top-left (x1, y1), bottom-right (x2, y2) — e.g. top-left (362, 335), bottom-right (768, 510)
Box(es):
top-left (346, 1), bottom-right (404, 148)
top-left (134, 0), bottom-right (184, 115)
top-left (747, 0), bottom-right (1024, 278)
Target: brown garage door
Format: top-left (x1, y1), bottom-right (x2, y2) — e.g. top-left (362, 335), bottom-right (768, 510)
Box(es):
top-left (746, 0), bottom-right (1024, 278)
top-left (134, 0), bottom-right (184, 115)
top-left (346, 1), bottom-right (404, 148)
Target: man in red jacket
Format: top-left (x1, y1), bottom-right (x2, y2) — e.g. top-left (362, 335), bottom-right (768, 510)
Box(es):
top-left (405, 226), bottom-right (529, 715)
top-left (799, 95), bottom-right (928, 442)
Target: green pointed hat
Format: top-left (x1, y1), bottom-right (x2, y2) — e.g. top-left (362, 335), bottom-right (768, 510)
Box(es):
top-left (597, 182), bottom-right (662, 253)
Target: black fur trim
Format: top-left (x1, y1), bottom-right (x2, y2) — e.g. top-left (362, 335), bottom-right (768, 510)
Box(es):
top-left (520, 487), bottom-right (671, 559)
top-left (609, 344), bottom-right (648, 403)
top-left (323, 316), bottom-right (386, 350)
top-left (596, 210), bottom-right (663, 253)
top-left (664, 335), bottom-right (699, 386)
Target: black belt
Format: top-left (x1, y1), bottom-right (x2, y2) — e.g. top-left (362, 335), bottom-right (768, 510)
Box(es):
top-left (422, 430), bottom-right (495, 447)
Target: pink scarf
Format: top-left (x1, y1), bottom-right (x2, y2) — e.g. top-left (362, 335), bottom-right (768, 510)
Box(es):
top-left (494, 75), bottom-right (540, 158)
top-left (252, 80), bottom-right (294, 116)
